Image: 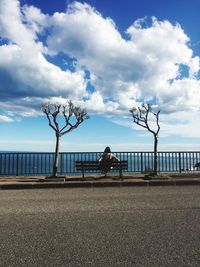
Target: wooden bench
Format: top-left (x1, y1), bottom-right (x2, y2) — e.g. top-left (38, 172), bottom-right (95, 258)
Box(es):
top-left (75, 160), bottom-right (128, 179)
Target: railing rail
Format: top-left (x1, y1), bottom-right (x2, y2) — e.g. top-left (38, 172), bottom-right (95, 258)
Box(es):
top-left (0, 151), bottom-right (200, 176)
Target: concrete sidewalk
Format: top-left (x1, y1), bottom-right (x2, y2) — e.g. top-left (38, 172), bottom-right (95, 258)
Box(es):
top-left (0, 173), bottom-right (200, 189)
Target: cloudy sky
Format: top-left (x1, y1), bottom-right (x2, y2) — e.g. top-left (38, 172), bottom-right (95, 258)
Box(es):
top-left (0, 0), bottom-right (200, 152)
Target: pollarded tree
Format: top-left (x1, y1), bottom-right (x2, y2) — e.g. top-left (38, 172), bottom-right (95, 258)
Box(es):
top-left (130, 103), bottom-right (160, 175)
top-left (41, 101), bottom-right (89, 177)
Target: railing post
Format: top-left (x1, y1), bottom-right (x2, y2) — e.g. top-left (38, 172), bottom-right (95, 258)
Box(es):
top-left (178, 152), bottom-right (181, 173)
top-left (81, 161), bottom-right (84, 180)
top-left (60, 153), bottom-right (63, 175)
top-left (16, 153), bottom-right (19, 176)
top-left (140, 152), bottom-right (143, 173)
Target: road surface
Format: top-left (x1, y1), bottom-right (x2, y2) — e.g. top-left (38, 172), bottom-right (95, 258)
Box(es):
top-left (0, 186), bottom-right (200, 266)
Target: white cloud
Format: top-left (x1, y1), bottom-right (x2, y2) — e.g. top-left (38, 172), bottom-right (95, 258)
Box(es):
top-left (0, 0), bottom-right (42, 51)
top-left (0, 114), bottom-right (14, 122)
top-left (160, 110), bottom-right (200, 138)
top-left (84, 91), bottom-right (119, 114)
top-left (22, 4), bottom-right (49, 35)
top-left (0, 0), bottom-right (200, 139)
top-left (46, 2), bottom-right (200, 111)
top-left (0, 0), bottom-right (87, 114)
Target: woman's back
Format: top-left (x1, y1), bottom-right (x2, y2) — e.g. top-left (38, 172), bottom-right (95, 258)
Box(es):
top-left (99, 150), bottom-right (119, 174)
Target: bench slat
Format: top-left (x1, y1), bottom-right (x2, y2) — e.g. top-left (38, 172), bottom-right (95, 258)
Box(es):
top-left (75, 160), bottom-right (128, 171)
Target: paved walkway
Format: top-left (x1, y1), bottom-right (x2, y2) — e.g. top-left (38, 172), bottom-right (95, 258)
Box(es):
top-left (0, 173), bottom-right (200, 189)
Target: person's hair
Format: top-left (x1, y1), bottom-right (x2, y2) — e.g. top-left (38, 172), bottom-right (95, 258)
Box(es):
top-left (104, 146), bottom-right (111, 153)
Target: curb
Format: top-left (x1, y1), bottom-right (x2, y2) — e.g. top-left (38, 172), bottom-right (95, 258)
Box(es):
top-left (0, 179), bottom-right (200, 190)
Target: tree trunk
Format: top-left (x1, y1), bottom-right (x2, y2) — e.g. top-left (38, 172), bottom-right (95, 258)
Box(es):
top-left (53, 133), bottom-right (60, 177)
top-left (153, 134), bottom-right (158, 175)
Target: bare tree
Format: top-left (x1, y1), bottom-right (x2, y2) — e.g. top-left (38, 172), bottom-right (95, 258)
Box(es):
top-left (130, 103), bottom-right (160, 175)
top-left (41, 101), bottom-right (89, 177)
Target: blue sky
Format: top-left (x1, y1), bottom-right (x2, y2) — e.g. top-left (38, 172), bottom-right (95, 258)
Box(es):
top-left (0, 0), bottom-right (200, 152)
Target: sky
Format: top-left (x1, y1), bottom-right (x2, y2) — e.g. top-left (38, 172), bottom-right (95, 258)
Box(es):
top-left (0, 0), bottom-right (200, 152)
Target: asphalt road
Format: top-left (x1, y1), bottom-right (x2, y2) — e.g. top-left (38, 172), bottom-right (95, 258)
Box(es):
top-left (0, 186), bottom-right (200, 267)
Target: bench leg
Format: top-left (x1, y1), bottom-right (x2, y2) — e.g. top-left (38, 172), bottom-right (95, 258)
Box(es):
top-left (119, 170), bottom-right (123, 180)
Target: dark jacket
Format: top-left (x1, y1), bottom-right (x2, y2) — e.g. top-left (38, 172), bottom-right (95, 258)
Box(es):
top-left (99, 153), bottom-right (119, 173)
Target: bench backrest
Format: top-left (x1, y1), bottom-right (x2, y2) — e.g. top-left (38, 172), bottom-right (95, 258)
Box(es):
top-left (75, 160), bottom-right (128, 171)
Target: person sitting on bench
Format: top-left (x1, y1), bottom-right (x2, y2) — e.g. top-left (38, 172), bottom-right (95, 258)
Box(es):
top-left (99, 146), bottom-right (119, 175)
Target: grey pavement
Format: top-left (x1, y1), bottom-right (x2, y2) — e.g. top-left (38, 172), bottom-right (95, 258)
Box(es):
top-left (0, 186), bottom-right (200, 266)
top-left (1, 173), bottom-right (200, 189)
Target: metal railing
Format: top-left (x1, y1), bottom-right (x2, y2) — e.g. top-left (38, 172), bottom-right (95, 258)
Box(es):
top-left (0, 151), bottom-right (200, 176)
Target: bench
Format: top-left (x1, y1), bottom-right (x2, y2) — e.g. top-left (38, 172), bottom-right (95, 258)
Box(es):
top-left (75, 160), bottom-right (128, 179)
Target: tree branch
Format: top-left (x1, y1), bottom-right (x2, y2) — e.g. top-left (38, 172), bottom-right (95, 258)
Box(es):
top-left (41, 101), bottom-right (89, 137)
top-left (41, 105), bottom-right (57, 132)
top-left (130, 104), bottom-right (160, 136)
